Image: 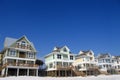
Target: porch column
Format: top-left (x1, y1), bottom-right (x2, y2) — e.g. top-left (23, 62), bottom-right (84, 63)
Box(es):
top-left (5, 68), bottom-right (8, 76)
top-left (36, 69), bottom-right (38, 76)
top-left (27, 69), bottom-right (29, 76)
top-left (17, 68), bottom-right (19, 76)
top-left (17, 50), bottom-right (19, 57)
top-left (16, 60), bottom-right (18, 66)
top-left (71, 69), bottom-right (72, 76)
top-left (5, 49), bottom-right (8, 56)
top-left (55, 70), bottom-right (56, 77)
top-left (59, 70), bottom-right (60, 76)
top-left (65, 70), bottom-right (67, 76)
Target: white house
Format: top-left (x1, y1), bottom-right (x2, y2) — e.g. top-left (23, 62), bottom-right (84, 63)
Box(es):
top-left (112, 56), bottom-right (120, 74)
top-left (45, 46), bottom-right (75, 76)
top-left (96, 53), bottom-right (114, 74)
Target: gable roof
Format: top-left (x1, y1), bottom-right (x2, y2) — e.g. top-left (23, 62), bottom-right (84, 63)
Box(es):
top-left (97, 53), bottom-right (111, 58)
top-left (79, 50), bottom-right (93, 55)
top-left (112, 56), bottom-right (120, 60)
top-left (52, 45), bottom-right (70, 53)
top-left (4, 35), bottom-right (37, 52)
top-left (75, 50), bottom-right (94, 59)
top-left (4, 37), bottom-right (17, 48)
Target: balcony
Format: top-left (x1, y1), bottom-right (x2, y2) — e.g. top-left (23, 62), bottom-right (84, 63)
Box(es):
top-left (19, 52), bottom-right (26, 58)
top-left (56, 65), bottom-right (72, 70)
top-left (5, 63), bottom-right (38, 67)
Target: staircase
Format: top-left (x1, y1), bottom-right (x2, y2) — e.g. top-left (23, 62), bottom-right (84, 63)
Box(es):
top-left (0, 63), bottom-right (8, 71)
top-left (72, 69), bottom-right (85, 76)
top-left (69, 65), bottom-right (86, 76)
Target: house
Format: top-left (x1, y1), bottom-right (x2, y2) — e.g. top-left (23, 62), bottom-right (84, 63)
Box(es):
top-left (0, 36), bottom-right (38, 76)
top-left (44, 46), bottom-right (75, 76)
top-left (112, 56), bottom-right (120, 74)
top-left (73, 50), bottom-right (99, 75)
top-left (96, 53), bottom-right (114, 74)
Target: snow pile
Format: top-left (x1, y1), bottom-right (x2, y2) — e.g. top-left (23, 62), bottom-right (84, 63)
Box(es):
top-left (0, 75), bottom-right (120, 80)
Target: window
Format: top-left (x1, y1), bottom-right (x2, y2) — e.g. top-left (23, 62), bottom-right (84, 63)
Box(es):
top-left (89, 52), bottom-right (92, 55)
top-left (70, 55), bottom-right (73, 60)
top-left (21, 41), bottom-right (26, 44)
top-left (112, 60), bottom-right (114, 63)
top-left (63, 62), bottom-right (68, 67)
top-left (9, 50), bottom-right (16, 56)
top-left (49, 63), bottom-right (53, 68)
top-left (99, 65), bottom-right (102, 69)
top-left (21, 41), bottom-right (26, 49)
top-left (63, 48), bottom-right (67, 52)
top-left (69, 62), bottom-right (72, 66)
top-left (53, 54), bottom-right (55, 59)
top-left (117, 61), bottom-right (119, 64)
top-left (106, 59), bottom-right (110, 63)
top-left (57, 62), bottom-right (62, 67)
top-left (57, 54), bottom-right (61, 59)
top-left (90, 57), bottom-right (93, 60)
top-left (63, 54), bottom-right (68, 59)
top-left (78, 65), bottom-right (82, 69)
top-left (7, 59), bottom-right (15, 65)
top-left (103, 65), bottom-right (105, 68)
top-left (16, 43), bottom-right (19, 48)
top-left (28, 52), bottom-right (34, 58)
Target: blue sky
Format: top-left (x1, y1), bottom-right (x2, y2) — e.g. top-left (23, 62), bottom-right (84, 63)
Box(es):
top-left (0, 0), bottom-right (120, 58)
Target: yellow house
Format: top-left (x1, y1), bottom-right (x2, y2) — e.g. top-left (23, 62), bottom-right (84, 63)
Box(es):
top-left (73, 50), bottom-right (99, 75)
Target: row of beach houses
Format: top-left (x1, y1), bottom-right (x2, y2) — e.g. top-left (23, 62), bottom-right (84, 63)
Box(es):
top-left (0, 36), bottom-right (120, 77)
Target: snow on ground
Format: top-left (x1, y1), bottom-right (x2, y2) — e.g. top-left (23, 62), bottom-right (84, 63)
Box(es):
top-left (0, 75), bottom-right (120, 80)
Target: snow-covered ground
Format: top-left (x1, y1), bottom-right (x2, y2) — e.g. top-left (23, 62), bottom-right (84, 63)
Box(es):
top-left (0, 75), bottom-right (120, 80)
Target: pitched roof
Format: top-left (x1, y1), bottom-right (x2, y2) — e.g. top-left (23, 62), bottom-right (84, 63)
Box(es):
top-left (113, 56), bottom-right (120, 60)
top-left (79, 50), bottom-right (93, 55)
top-left (52, 46), bottom-right (62, 52)
top-left (4, 37), bottom-right (17, 48)
top-left (98, 53), bottom-right (111, 58)
top-left (3, 36), bottom-right (36, 52)
top-left (52, 46), bottom-right (70, 52)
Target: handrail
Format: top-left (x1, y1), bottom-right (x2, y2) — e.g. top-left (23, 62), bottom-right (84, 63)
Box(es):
top-left (3, 63), bottom-right (38, 67)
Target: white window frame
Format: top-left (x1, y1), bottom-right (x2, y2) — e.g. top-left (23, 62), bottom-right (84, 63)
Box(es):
top-left (9, 50), bottom-right (16, 57)
top-left (57, 54), bottom-right (61, 59)
top-left (28, 52), bottom-right (34, 58)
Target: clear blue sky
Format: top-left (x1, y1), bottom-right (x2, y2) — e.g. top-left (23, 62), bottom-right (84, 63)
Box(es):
top-left (0, 0), bottom-right (120, 58)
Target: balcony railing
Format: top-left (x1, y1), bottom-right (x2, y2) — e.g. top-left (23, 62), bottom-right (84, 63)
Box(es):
top-left (19, 54), bottom-right (26, 58)
top-left (56, 65), bottom-right (72, 70)
top-left (4, 63), bottom-right (38, 67)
